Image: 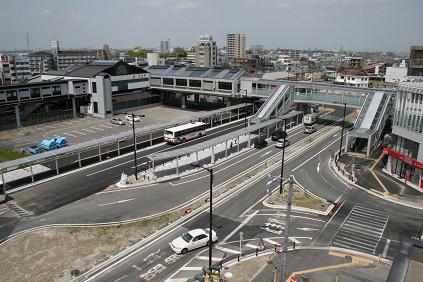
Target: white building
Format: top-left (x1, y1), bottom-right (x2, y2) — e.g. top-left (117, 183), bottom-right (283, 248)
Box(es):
top-left (335, 68), bottom-right (369, 87)
top-left (384, 82), bottom-right (423, 190)
top-left (227, 33), bottom-right (246, 60)
top-left (385, 61), bottom-right (408, 84)
top-left (195, 34), bottom-right (217, 68)
top-left (147, 53), bottom-right (159, 66)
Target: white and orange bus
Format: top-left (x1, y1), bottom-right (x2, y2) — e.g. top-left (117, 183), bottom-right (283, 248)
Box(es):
top-left (164, 122), bottom-right (207, 144)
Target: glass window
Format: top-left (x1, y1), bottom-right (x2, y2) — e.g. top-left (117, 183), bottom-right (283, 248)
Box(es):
top-left (6, 90), bottom-right (18, 101)
top-left (92, 82), bottom-right (97, 93)
top-left (163, 78), bottom-right (174, 85)
top-left (189, 80), bottom-right (201, 88)
top-left (218, 82), bottom-right (232, 90)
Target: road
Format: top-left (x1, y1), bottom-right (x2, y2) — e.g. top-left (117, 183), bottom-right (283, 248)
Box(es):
top-left (77, 108), bottom-right (423, 282)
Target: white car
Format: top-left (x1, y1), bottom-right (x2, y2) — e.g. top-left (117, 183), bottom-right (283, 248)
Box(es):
top-left (169, 228), bottom-right (218, 254)
top-left (275, 139), bottom-right (290, 148)
top-left (126, 115), bottom-right (141, 122)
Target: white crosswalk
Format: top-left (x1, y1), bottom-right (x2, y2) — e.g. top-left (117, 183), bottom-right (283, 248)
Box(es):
top-left (332, 204), bottom-right (389, 254)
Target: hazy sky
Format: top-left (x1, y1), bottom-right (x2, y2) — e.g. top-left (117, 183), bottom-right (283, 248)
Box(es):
top-left (1, 0), bottom-right (422, 52)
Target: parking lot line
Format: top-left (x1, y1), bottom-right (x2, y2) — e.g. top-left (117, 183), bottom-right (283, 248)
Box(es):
top-left (63, 132), bottom-right (77, 137)
top-left (81, 128), bottom-right (95, 133)
top-left (98, 124), bottom-right (113, 129)
top-left (92, 127), bottom-right (104, 131)
top-left (73, 131), bottom-right (86, 135)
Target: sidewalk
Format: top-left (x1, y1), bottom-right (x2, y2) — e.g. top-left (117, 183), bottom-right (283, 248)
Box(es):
top-left (218, 248), bottom-right (390, 282)
top-left (334, 149), bottom-right (423, 209)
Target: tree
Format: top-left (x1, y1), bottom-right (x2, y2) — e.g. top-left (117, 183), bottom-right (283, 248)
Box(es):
top-left (125, 49), bottom-right (147, 58)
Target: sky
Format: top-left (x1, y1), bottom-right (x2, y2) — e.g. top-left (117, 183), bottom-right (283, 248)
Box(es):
top-left (1, 0), bottom-right (422, 52)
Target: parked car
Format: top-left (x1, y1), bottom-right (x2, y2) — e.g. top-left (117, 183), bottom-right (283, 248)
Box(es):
top-left (126, 115), bottom-right (141, 122)
top-left (275, 139), bottom-right (291, 148)
top-left (26, 145), bottom-right (45, 155)
top-left (40, 139), bottom-right (58, 151)
top-left (169, 228), bottom-right (218, 254)
top-left (111, 118), bottom-right (126, 125)
top-left (254, 138), bottom-right (268, 149)
top-left (51, 136), bottom-right (68, 147)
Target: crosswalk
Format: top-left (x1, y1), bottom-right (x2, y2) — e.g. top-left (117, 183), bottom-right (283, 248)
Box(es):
top-left (331, 204), bottom-right (389, 254)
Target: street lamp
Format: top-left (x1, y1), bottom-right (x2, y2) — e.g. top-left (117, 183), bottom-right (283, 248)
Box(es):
top-left (337, 103), bottom-right (347, 163)
top-left (126, 113), bottom-right (145, 180)
top-left (190, 163), bottom-right (214, 269)
top-left (278, 129), bottom-right (288, 195)
top-left (241, 89), bottom-right (248, 127)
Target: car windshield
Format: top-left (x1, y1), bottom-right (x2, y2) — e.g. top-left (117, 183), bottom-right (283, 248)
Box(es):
top-left (181, 233), bottom-right (193, 243)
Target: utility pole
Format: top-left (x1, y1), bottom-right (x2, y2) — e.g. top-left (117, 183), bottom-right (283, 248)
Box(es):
top-left (280, 175), bottom-right (294, 282)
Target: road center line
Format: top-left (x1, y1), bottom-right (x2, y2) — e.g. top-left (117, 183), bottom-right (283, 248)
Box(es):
top-left (98, 198), bottom-right (136, 207)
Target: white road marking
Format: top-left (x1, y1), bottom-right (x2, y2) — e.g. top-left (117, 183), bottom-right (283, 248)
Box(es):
top-left (113, 275), bottom-right (127, 282)
top-left (73, 131), bottom-right (86, 135)
top-left (214, 246), bottom-right (239, 254)
top-left (63, 132), bottom-right (77, 137)
top-left (98, 198), bottom-right (136, 207)
top-left (180, 266), bottom-right (203, 271)
top-left (221, 210), bottom-right (258, 243)
top-left (289, 237), bottom-right (312, 244)
top-left (297, 227), bottom-right (319, 232)
top-left (98, 124), bottom-right (113, 128)
top-left (317, 162), bottom-right (320, 173)
top-left (268, 218), bottom-right (284, 224)
top-left (132, 265), bottom-right (142, 271)
top-left (263, 238), bottom-right (281, 245)
top-left (262, 151), bottom-right (271, 157)
top-left (93, 126), bottom-right (104, 131)
top-left (292, 137), bottom-right (340, 171)
top-left (245, 243), bottom-right (259, 249)
top-left (82, 128), bottom-right (96, 133)
top-left (195, 256), bottom-right (222, 261)
top-left (44, 125), bottom-right (56, 129)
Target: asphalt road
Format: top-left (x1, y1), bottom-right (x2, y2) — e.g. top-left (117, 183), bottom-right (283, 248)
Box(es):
top-left (78, 107), bottom-right (423, 282)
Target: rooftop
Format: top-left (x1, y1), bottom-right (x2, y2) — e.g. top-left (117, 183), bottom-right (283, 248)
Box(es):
top-left (144, 65), bottom-right (244, 80)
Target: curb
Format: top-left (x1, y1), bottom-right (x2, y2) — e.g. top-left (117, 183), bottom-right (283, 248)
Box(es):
top-left (331, 156), bottom-right (423, 211)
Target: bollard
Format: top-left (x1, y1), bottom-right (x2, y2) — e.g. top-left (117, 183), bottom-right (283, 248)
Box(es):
top-left (256, 248), bottom-right (258, 256)
top-left (237, 255), bottom-right (240, 262)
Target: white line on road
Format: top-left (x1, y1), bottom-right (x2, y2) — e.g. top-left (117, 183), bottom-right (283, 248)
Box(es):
top-left (292, 137), bottom-right (340, 172)
top-left (317, 162), bottom-right (320, 173)
top-left (73, 131), bottom-right (86, 135)
top-left (222, 210), bottom-right (259, 243)
top-left (262, 151), bottom-right (271, 157)
top-left (113, 275), bottom-right (127, 282)
top-left (63, 132), bottom-right (77, 137)
top-left (263, 238), bottom-right (281, 245)
top-left (98, 124), bottom-right (113, 129)
top-left (81, 128), bottom-right (96, 133)
top-left (214, 246), bottom-right (239, 254)
top-left (93, 127), bottom-right (104, 131)
top-left (196, 256), bottom-right (223, 261)
top-left (180, 266), bottom-right (203, 271)
top-left (98, 198), bottom-right (136, 207)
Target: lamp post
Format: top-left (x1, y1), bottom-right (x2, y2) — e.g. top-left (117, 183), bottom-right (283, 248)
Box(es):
top-left (279, 129), bottom-right (288, 194)
top-left (190, 163), bottom-right (214, 269)
top-left (338, 103), bottom-right (347, 162)
top-left (127, 113), bottom-right (145, 180)
top-left (241, 89), bottom-right (248, 127)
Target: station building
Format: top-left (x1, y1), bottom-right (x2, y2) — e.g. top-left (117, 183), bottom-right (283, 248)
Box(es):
top-left (0, 60), bottom-right (152, 129)
top-left (384, 81), bottom-right (423, 190)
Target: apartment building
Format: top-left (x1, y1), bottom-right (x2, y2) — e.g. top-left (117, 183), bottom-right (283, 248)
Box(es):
top-left (227, 33), bottom-right (246, 61)
top-left (195, 34), bottom-right (217, 68)
top-left (408, 46), bottom-right (423, 76)
top-left (28, 51), bottom-right (54, 75)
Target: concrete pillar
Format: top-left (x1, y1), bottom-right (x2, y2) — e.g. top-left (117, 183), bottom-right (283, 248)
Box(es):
top-left (176, 157), bottom-right (179, 174)
top-left (1, 172), bottom-right (5, 194)
top-left (117, 140), bottom-right (121, 156)
top-left (345, 132), bottom-right (349, 153)
top-left (220, 113), bottom-right (223, 124)
top-left (225, 97), bottom-right (231, 107)
top-left (98, 145), bottom-right (102, 161)
top-left (78, 151), bottom-right (82, 167)
top-left (196, 151), bottom-right (199, 164)
top-left (367, 137), bottom-right (371, 157)
top-left (55, 155), bottom-right (59, 175)
top-left (248, 133), bottom-right (251, 147)
top-left (225, 141), bottom-right (228, 158)
top-left (181, 95), bottom-right (187, 109)
top-left (72, 97), bottom-right (77, 118)
top-left (237, 137), bottom-right (240, 152)
top-left (44, 104), bottom-right (50, 112)
top-left (15, 105), bottom-right (21, 128)
top-left (29, 162), bottom-right (34, 182)
top-left (211, 146), bottom-right (215, 164)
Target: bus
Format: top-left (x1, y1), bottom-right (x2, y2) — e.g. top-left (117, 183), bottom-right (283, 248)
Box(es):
top-left (303, 114), bottom-right (316, 133)
top-left (164, 122), bottom-right (207, 144)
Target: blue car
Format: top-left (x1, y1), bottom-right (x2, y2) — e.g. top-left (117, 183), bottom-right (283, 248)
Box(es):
top-left (26, 145), bottom-right (45, 154)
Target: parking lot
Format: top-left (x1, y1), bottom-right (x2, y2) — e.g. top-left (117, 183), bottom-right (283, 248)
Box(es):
top-left (0, 106), bottom-right (206, 150)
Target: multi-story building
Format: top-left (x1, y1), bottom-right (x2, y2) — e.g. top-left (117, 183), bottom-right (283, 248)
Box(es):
top-left (408, 46), bottom-right (423, 76)
top-left (0, 53), bottom-right (15, 85)
top-left (96, 44), bottom-right (112, 60)
top-left (227, 33), bottom-right (246, 61)
top-left (335, 68), bottom-right (369, 87)
top-left (195, 34), bottom-right (217, 68)
top-left (14, 54), bottom-right (31, 81)
top-left (51, 39), bottom-right (98, 70)
top-left (385, 60), bottom-right (408, 84)
top-left (160, 40), bottom-right (170, 53)
top-left (344, 56), bottom-right (362, 68)
top-left (384, 81), bottom-right (423, 190)
top-left (28, 51), bottom-right (54, 75)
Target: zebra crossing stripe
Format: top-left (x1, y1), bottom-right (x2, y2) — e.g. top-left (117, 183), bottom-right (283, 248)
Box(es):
top-left (215, 246), bottom-right (239, 254)
top-left (263, 238), bottom-right (281, 245)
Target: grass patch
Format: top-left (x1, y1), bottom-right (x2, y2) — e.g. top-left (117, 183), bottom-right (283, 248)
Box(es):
top-left (0, 148), bottom-right (28, 163)
top-left (266, 184), bottom-right (330, 212)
